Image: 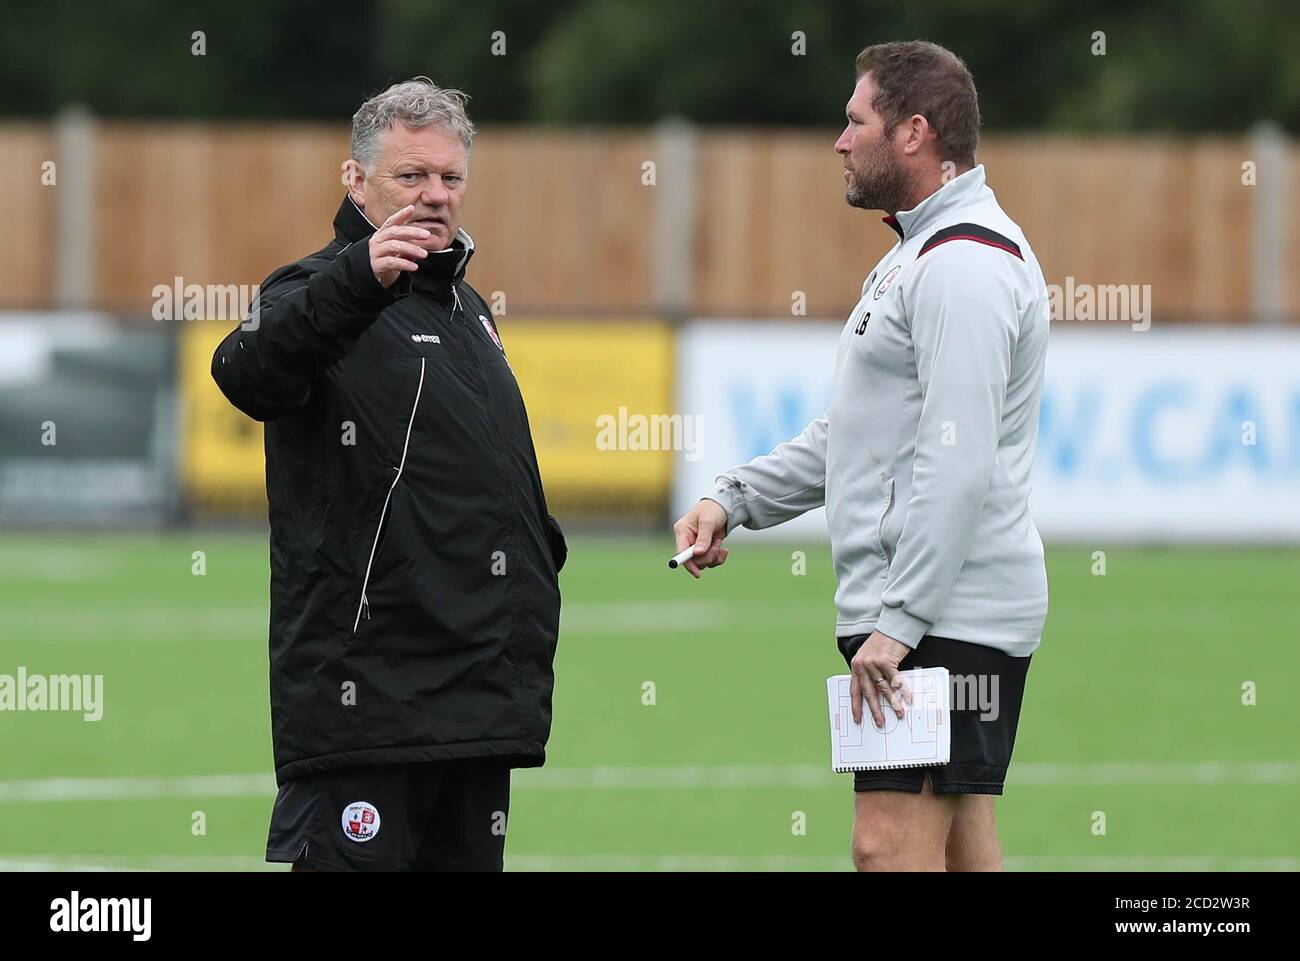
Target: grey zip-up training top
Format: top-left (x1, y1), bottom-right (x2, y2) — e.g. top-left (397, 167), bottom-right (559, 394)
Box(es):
top-left (704, 165), bottom-right (1049, 656)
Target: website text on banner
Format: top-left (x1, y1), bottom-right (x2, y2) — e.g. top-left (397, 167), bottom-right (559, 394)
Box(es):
top-left (674, 323), bottom-right (1300, 543)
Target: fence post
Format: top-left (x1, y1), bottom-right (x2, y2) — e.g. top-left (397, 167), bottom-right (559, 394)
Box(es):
top-left (53, 103), bottom-right (96, 310)
top-left (1249, 121), bottom-right (1288, 325)
top-left (652, 116), bottom-right (697, 321)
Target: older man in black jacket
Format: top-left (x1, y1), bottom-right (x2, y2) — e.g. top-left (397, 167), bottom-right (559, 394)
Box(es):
top-left (212, 77), bottom-right (565, 872)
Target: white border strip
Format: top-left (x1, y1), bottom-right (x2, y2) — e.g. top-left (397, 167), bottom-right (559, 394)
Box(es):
top-left (0, 854), bottom-right (1294, 873)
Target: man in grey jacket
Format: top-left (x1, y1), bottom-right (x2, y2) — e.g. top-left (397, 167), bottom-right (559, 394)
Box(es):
top-left (673, 41), bottom-right (1050, 871)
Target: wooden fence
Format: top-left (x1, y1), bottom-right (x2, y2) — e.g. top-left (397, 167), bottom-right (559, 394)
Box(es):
top-left (0, 122), bottom-right (1294, 322)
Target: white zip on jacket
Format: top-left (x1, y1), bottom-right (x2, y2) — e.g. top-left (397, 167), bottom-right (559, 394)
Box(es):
top-left (704, 165), bottom-right (1050, 656)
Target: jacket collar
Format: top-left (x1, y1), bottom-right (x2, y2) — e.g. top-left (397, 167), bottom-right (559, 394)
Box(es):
top-left (882, 163), bottom-right (991, 242)
top-left (333, 194), bottom-right (475, 289)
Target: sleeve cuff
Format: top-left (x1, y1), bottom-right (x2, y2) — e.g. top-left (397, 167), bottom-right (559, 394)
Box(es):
top-left (301, 241), bottom-right (399, 340)
top-left (703, 482), bottom-right (749, 533)
top-left (875, 607), bottom-right (931, 650)
top-left (339, 240), bottom-right (400, 307)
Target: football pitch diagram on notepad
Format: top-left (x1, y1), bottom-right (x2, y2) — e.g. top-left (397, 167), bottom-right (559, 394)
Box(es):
top-left (830, 669), bottom-right (947, 766)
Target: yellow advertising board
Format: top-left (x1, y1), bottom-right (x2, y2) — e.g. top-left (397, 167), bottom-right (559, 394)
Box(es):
top-left (179, 318), bottom-right (674, 517)
top-left (504, 319), bottom-right (673, 514)
top-left (179, 320), bottom-right (267, 513)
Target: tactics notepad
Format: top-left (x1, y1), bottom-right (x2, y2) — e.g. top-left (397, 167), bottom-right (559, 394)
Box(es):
top-left (826, 667), bottom-right (950, 772)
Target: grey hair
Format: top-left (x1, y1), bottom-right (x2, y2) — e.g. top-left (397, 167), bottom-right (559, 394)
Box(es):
top-left (350, 77), bottom-right (475, 172)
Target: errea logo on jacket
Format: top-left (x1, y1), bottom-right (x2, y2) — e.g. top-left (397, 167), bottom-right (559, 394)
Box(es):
top-left (411, 333), bottom-right (441, 344)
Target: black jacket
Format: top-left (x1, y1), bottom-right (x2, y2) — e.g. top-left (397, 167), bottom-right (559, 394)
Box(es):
top-left (212, 196), bottom-right (565, 784)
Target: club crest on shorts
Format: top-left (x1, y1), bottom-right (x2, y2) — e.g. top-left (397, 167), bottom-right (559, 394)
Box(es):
top-left (341, 800), bottom-right (381, 842)
top-left (873, 265), bottom-right (902, 300)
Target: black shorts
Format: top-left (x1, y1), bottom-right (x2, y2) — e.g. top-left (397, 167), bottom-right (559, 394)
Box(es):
top-left (837, 633), bottom-right (1032, 795)
top-left (266, 759), bottom-right (511, 871)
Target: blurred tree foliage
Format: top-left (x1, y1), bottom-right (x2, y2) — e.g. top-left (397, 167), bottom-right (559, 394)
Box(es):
top-left (3, 0), bottom-right (1297, 131)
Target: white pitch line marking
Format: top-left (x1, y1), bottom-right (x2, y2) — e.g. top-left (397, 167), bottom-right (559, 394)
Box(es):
top-left (0, 761), bottom-right (1296, 803)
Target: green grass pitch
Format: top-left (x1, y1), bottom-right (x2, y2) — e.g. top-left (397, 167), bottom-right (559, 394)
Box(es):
top-left (0, 532), bottom-right (1296, 871)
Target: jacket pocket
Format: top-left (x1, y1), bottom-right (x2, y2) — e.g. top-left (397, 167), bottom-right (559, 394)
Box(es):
top-left (877, 474), bottom-right (896, 566)
top-left (351, 487), bottom-right (397, 634)
top-left (351, 357), bottom-right (427, 636)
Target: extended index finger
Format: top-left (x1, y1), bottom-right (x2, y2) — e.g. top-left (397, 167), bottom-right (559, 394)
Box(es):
top-left (381, 204), bottom-right (416, 229)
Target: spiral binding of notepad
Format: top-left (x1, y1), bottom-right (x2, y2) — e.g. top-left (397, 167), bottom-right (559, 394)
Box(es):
top-left (833, 759), bottom-right (942, 773)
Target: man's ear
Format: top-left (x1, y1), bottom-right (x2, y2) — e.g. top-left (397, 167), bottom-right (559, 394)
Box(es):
top-left (341, 159), bottom-right (366, 208)
top-left (902, 115), bottom-right (931, 157)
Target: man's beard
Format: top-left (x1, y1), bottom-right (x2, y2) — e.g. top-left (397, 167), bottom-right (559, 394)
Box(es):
top-left (844, 137), bottom-right (911, 214)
